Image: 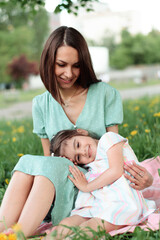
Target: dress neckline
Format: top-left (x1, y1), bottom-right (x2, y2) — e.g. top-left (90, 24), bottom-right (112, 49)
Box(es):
top-left (53, 85), bottom-right (91, 127)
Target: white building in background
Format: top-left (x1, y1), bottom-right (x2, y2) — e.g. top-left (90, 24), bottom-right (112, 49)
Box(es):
top-left (60, 1), bottom-right (142, 43)
top-left (89, 46), bottom-right (109, 79)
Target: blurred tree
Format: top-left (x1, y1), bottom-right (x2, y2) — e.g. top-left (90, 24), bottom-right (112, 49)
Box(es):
top-left (110, 29), bottom-right (133, 69)
top-left (0, 2), bottom-right (49, 84)
top-left (31, 8), bottom-right (49, 59)
top-left (0, 27), bottom-right (34, 84)
top-left (110, 29), bottom-right (160, 69)
top-left (0, 0), bottom-right (98, 15)
top-left (8, 55), bottom-right (39, 88)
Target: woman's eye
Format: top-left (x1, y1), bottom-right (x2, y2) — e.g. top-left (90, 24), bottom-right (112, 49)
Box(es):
top-left (56, 63), bottom-right (65, 67)
top-left (77, 142), bottom-right (79, 148)
top-left (74, 64), bottom-right (80, 68)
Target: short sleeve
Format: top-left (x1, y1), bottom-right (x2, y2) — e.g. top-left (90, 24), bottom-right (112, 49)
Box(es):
top-left (105, 87), bottom-right (123, 127)
top-left (99, 132), bottom-right (127, 152)
top-left (32, 97), bottom-right (48, 139)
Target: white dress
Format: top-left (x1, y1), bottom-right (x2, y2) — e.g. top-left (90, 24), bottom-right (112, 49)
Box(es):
top-left (71, 132), bottom-right (156, 225)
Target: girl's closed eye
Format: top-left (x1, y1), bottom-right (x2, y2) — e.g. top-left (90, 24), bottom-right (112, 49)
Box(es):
top-left (76, 154), bottom-right (80, 163)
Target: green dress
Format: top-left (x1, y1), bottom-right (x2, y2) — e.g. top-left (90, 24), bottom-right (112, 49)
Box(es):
top-left (13, 82), bottom-right (123, 225)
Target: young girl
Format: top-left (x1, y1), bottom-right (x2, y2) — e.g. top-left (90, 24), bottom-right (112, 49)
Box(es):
top-left (49, 129), bottom-right (156, 238)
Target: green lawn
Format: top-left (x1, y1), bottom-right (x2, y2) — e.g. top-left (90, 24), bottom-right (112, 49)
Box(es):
top-left (0, 95), bottom-right (160, 239)
top-left (0, 78), bottom-right (160, 109)
top-left (0, 88), bottom-right (46, 108)
top-left (109, 78), bottom-right (160, 90)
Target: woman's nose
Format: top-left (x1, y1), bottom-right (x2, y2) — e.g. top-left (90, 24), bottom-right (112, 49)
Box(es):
top-left (64, 67), bottom-right (73, 78)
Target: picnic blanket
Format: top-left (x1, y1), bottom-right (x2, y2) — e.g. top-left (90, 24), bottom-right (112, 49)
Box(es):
top-left (35, 156), bottom-right (160, 236)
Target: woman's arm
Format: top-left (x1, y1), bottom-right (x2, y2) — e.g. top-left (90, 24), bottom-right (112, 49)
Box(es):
top-left (106, 125), bottom-right (118, 133)
top-left (41, 138), bottom-right (51, 156)
top-left (124, 162), bottom-right (153, 190)
top-left (68, 142), bottom-right (125, 192)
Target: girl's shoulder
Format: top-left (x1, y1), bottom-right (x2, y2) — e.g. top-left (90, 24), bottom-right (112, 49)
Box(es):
top-left (99, 132), bottom-right (127, 151)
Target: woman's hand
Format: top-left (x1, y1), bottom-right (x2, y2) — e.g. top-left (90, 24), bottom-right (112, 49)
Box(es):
top-left (68, 165), bottom-right (89, 192)
top-left (124, 161), bottom-right (153, 190)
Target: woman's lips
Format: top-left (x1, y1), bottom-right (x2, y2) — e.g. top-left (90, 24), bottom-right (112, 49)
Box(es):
top-left (59, 77), bottom-right (73, 84)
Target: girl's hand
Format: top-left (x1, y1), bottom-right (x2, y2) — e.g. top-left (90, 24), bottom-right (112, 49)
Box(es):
top-left (124, 161), bottom-right (153, 190)
top-left (68, 165), bottom-right (89, 192)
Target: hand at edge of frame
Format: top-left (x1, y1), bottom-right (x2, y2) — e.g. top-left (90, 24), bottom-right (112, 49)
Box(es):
top-left (124, 161), bottom-right (153, 190)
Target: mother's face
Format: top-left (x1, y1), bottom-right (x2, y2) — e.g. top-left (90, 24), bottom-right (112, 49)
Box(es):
top-left (55, 46), bottom-right (80, 89)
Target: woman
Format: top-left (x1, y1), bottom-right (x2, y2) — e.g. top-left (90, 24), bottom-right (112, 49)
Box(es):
top-left (0, 26), bottom-right (155, 237)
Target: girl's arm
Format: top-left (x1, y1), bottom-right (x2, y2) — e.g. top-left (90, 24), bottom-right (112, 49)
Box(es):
top-left (106, 125), bottom-right (153, 190)
top-left (68, 141), bottom-right (124, 192)
top-left (106, 125), bottom-right (118, 133)
top-left (41, 138), bottom-right (51, 156)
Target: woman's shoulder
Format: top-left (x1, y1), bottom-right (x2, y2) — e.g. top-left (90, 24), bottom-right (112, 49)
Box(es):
top-left (32, 91), bottom-right (53, 105)
top-left (89, 81), bottom-right (119, 94)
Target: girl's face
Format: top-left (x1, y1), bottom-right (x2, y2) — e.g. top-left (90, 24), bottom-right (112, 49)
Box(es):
top-left (55, 46), bottom-right (80, 89)
top-left (60, 135), bottom-right (98, 165)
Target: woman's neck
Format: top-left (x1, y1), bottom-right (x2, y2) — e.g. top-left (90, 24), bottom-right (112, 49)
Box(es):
top-left (59, 84), bottom-right (84, 100)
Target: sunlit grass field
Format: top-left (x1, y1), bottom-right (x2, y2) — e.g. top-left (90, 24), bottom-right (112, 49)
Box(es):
top-left (0, 95), bottom-right (160, 239)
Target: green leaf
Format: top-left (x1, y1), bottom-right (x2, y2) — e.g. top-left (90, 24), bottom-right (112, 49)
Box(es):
top-left (158, 169), bottom-right (160, 176)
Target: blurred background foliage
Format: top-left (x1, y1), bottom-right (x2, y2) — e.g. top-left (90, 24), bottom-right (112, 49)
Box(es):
top-left (1, 0), bottom-right (160, 87)
top-left (88, 28), bottom-right (160, 69)
top-left (0, 0), bottom-right (49, 84)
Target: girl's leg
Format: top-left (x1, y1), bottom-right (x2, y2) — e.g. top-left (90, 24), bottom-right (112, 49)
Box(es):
top-left (0, 171), bottom-right (34, 232)
top-left (17, 175), bottom-right (55, 237)
top-left (80, 217), bottom-right (125, 237)
top-left (47, 215), bottom-right (88, 239)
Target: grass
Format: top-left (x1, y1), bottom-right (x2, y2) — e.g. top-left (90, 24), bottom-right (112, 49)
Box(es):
top-left (0, 88), bottom-right (45, 108)
top-left (0, 78), bottom-right (160, 109)
top-left (109, 78), bottom-right (160, 90)
top-left (0, 95), bottom-right (160, 239)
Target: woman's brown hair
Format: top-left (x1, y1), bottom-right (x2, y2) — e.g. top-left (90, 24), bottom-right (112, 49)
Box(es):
top-left (40, 26), bottom-right (100, 102)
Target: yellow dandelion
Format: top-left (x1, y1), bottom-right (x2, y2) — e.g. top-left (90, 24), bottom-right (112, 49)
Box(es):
top-left (0, 233), bottom-right (8, 240)
top-left (149, 97), bottom-right (160, 107)
top-left (0, 130), bottom-right (4, 136)
top-left (7, 121), bottom-right (11, 126)
top-left (8, 234), bottom-right (17, 240)
top-left (123, 123), bottom-right (128, 128)
top-left (17, 153), bottom-right (24, 157)
top-left (17, 126), bottom-right (24, 133)
top-left (5, 178), bottom-right (9, 185)
top-left (12, 137), bottom-right (16, 142)
top-left (12, 223), bottom-right (21, 232)
top-left (130, 130), bottom-right (138, 136)
top-left (145, 129), bottom-right (150, 133)
top-left (154, 112), bottom-right (160, 117)
top-left (134, 106), bottom-right (140, 111)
